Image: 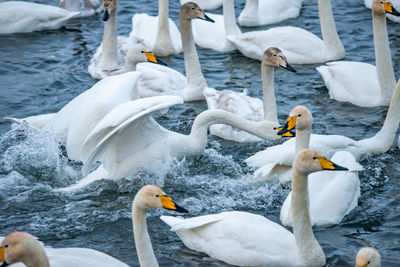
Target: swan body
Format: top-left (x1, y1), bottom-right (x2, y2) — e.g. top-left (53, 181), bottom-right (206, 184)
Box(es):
top-left (227, 0), bottom-right (345, 64)
top-left (316, 0), bottom-right (398, 107)
top-left (247, 78), bottom-right (400, 181)
top-left (238, 0), bottom-right (303, 27)
top-left (204, 47), bottom-right (296, 142)
top-left (162, 149), bottom-right (347, 266)
top-left (280, 151), bottom-right (362, 226)
top-left (192, 0), bottom-right (241, 52)
top-left (365, 0), bottom-right (400, 23)
top-left (0, 1), bottom-right (79, 34)
top-left (0, 232), bottom-right (129, 267)
top-left (59, 0), bottom-right (101, 17)
top-left (180, 0), bottom-right (223, 10)
top-left (356, 247), bottom-right (381, 267)
top-left (130, 0), bottom-right (182, 56)
top-left (79, 95), bottom-right (279, 183)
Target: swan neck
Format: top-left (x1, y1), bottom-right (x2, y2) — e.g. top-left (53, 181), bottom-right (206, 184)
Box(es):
top-left (23, 244), bottom-right (50, 267)
top-left (242, 0), bottom-right (259, 19)
top-left (100, 8), bottom-right (119, 69)
top-left (223, 0), bottom-right (238, 35)
top-left (132, 203), bottom-right (159, 267)
top-left (373, 12), bottom-right (396, 102)
top-left (291, 170), bottom-right (325, 265)
top-left (261, 64), bottom-right (277, 123)
top-left (123, 59), bottom-right (137, 72)
top-left (180, 15), bottom-right (208, 100)
top-left (295, 126), bottom-right (311, 154)
top-left (154, 0), bottom-right (174, 54)
top-left (318, 0), bottom-right (344, 53)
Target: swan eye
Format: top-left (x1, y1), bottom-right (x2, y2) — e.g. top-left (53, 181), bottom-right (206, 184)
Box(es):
top-left (192, 7), bottom-right (195, 10)
top-left (4, 244), bottom-right (9, 248)
top-left (155, 194), bottom-right (159, 197)
top-left (298, 114), bottom-right (301, 117)
top-left (141, 51), bottom-right (144, 53)
top-left (368, 260), bottom-right (371, 264)
top-left (313, 157), bottom-right (317, 160)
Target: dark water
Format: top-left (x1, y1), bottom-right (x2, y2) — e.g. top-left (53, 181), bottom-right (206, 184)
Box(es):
top-left (0, 0), bottom-right (399, 266)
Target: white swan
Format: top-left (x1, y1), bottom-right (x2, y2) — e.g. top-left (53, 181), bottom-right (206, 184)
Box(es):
top-left (0, 1), bottom-right (79, 34)
top-left (238, 0), bottom-right (303, 27)
top-left (275, 107), bottom-right (362, 226)
top-left (77, 95), bottom-right (279, 185)
top-left (204, 47), bottom-right (296, 142)
top-left (180, 0), bottom-right (223, 10)
top-left (316, 0), bottom-right (399, 107)
top-left (59, 0), bottom-right (101, 17)
top-left (130, 0), bottom-right (182, 56)
top-left (0, 185), bottom-right (187, 267)
top-left (161, 149), bottom-right (348, 266)
top-left (191, 0), bottom-right (241, 52)
top-left (365, 0), bottom-right (400, 23)
top-left (227, 0), bottom-right (345, 64)
top-left (356, 247), bottom-right (381, 267)
top-left (246, 76), bottom-right (400, 182)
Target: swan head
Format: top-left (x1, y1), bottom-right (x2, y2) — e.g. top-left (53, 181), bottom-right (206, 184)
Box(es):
top-left (294, 149), bottom-right (348, 176)
top-left (102, 0), bottom-right (117, 21)
top-left (356, 247), bottom-right (381, 267)
top-left (133, 185), bottom-right (189, 213)
top-left (180, 2), bottom-right (215, 22)
top-left (125, 44), bottom-right (167, 71)
top-left (373, 0), bottom-right (400, 16)
top-left (277, 106), bottom-right (312, 137)
top-left (263, 47), bottom-right (296, 73)
top-left (0, 232), bottom-right (49, 267)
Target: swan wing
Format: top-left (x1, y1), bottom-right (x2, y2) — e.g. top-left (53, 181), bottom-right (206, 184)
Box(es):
top-left (281, 151), bottom-right (361, 226)
top-left (204, 88), bottom-right (263, 142)
top-left (4, 113), bottom-right (55, 131)
top-left (162, 211), bottom-right (298, 266)
top-left (82, 95), bottom-right (184, 177)
top-left (136, 63), bottom-right (186, 97)
top-left (316, 61), bottom-right (383, 107)
top-left (0, 2), bottom-right (78, 34)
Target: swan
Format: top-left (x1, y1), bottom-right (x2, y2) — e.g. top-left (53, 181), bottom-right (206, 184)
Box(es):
top-left (4, 113), bottom-right (55, 131)
top-left (238, 0), bottom-right (303, 27)
top-left (204, 47), bottom-right (296, 142)
top-left (275, 110), bottom-right (362, 227)
top-left (316, 0), bottom-right (399, 107)
top-left (59, 0), bottom-right (101, 17)
top-left (191, 0), bottom-right (241, 52)
top-left (161, 149), bottom-right (348, 266)
top-left (130, 0), bottom-right (182, 56)
top-left (356, 247), bottom-right (381, 267)
top-left (0, 185), bottom-right (188, 267)
top-left (246, 75), bottom-right (400, 182)
top-left (76, 95), bottom-right (278, 187)
top-left (365, 0), bottom-right (400, 23)
top-left (180, 0), bottom-right (223, 10)
top-left (227, 0), bottom-right (345, 64)
top-left (0, 1), bottom-right (79, 34)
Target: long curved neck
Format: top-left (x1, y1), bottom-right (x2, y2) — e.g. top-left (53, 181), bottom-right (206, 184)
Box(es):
top-left (358, 78), bottom-right (400, 153)
top-left (132, 203), bottom-right (159, 267)
top-left (180, 15), bottom-right (208, 100)
top-left (100, 8), bottom-right (119, 69)
top-left (295, 125), bottom-right (311, 154)
top-left (373, 11), bottom-right (396, 103)
top-left (261, 64), bottom-right (277, 123)
top-left (223, 0), bottom-right (238, 35)
top-left (319, 0), bottom-right (344, 53)
top-left (154, 0), bottom-right (175, 55)
top-left (241, 0), bottom-right (259, 22)
top-left (291, 170), bottom-right (325, 266)
top-left (24, 245), bottom-right (50, 267)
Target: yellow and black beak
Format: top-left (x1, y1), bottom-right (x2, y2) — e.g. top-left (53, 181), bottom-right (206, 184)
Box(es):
top-left (143, 52), bottom-right (167, 66)
top-left (160, 195), bottom-right (189, 213)
top-left (318, 157), bottom-right (348, 171)
top-left (383, 1), bottom-right (400, 16)
top-left (274, 126), bottom-right (295, 137)
top-left (0, 246), bottom-right (7, 267)
top-left (277, 116), bottom-right (298, 136)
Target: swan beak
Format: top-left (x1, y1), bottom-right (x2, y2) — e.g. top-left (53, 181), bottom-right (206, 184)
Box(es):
top-left (276, 116), bottom-right (298, 135)
top-left (319, 157), bottom-right (348, 171)
top-left (160, 195), bottom-right (189, 213)
top-left (0, 247), bottom-right (7, 267)
top-left (144, 52), bottom-right (168, 66)
top-left (383, 2), bottom-right (400, 16)
top-left (198, 12), bottom-right (215, 23)
top-left (274, 126), bottom-right (296, 137)
top-left (282, 63), bottom-right (296, 73)
top-left (102, 9), bottom-right (110, 21)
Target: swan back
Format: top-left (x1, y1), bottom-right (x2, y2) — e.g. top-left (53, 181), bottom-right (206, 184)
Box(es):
top-left (356, 247), bottom-right (381, 267)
